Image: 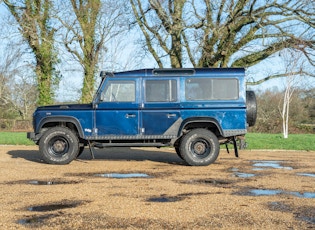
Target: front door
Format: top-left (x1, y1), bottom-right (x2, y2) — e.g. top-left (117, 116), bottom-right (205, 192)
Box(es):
top-left (95, 79), bottom-right (139, 136)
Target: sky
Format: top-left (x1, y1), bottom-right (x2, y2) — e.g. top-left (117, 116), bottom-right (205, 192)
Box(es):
top-left (0, 2), bottom-right (314, 103)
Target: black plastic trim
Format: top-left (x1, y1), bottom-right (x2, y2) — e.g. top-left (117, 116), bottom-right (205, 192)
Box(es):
top-left (37, 116), bottom-right (84, 138)
top-left (153, 68), bottom-right (195, 76)
top-left (179, 117), bottom-right (223, 136)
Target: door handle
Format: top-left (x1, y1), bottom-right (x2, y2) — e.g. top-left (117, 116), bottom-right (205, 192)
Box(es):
top-left (126, 114), bottom-right (136, 118)
top-left (167, 114), bottom-right (177, 118)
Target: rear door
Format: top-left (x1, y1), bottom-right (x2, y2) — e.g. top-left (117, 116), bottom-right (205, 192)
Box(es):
top-left (141, 78), bottom-right (180, 136)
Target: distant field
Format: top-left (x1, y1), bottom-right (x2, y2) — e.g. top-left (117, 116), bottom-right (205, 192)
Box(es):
top-left (0, 132), bottom-right (314, 151)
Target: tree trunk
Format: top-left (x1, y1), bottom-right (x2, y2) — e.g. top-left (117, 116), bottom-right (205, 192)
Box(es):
top-left (80, 64), bottom-right (96, 103)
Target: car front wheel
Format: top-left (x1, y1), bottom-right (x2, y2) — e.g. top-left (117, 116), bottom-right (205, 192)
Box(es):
top-left (39, 127), bottom-right (79, 164)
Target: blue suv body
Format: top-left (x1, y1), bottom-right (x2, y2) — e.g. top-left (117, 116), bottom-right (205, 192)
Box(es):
top-left (27, 68), bottom-right (257, 166)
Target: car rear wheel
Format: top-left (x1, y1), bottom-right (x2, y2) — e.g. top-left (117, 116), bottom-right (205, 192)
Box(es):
top-left (175, 147), bottom-right (183, 160)
top-left (180, 129), bottom-right (219, 166)
top-left (39, 127), bottom-right (79, 164)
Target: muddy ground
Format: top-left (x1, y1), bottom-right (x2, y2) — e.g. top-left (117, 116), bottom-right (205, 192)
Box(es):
top-left (0, 145), bottom-right (314, 229)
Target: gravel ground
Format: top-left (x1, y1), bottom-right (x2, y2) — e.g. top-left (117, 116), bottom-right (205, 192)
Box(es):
top-left (0, 145), bottom-right (314, 229)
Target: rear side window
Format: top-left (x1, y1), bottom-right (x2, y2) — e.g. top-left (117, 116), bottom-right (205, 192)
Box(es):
top-left (145, 80), bottom-right (177, 102)
top-left (185, 78), bottom-right (239, 100)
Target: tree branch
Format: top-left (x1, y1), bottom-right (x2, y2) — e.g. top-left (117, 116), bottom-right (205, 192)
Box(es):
top-left (247, 70), bottom-right (315, 85)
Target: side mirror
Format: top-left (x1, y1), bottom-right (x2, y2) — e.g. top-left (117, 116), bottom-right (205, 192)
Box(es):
top-left (100, 71), bottom-right (106, 78)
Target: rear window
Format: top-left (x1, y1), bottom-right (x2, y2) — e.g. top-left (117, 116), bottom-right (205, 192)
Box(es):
top-left (185, 78), bottom-right (239, 100)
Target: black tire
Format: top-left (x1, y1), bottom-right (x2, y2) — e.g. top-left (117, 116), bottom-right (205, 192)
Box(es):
top-left (39, 127), bottom-right (79, 164)
top-left (175, 147), bottom-right (183, 160)
top-left (180, 129), bottom-right (220, 166)
top-left (246, 90), bottom-right (257, 127)
top-left (174, 138), bottom-right (183, 160)
top-left (76, 146), bottom-right (85, 158)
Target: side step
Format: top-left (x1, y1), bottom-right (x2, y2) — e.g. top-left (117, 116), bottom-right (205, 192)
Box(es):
top-left (85, 141), bottom-right (171, 160)
top-left (93, 142), bottom-right (170, 148)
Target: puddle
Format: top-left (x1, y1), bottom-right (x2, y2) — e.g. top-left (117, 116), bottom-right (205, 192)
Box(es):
top-left (268, 202), bottom-right (315, 226)
top-left (296, 206), bottom-right (315, 225)
top-left (229, 167), bottom-right (239, 172)
top-left (27, 180), bottom-right (79, 185)
top-left (8, 179), bottom-right (79, 185)
top-left (297, 173), bottom-right (315, 178)
top-left (94, 173), bottom-right (150, 178)
top-left (298, 216), bottom-right (315, 224)
top-left (268, 201), bottom-right (292, 212)
top-left (28, 180), bottom-right (55, 185)
top-left (228, 168), bottom-right (256, 178)
top-left (235, 189), bottom-right (315, 198)
top-left (252, 168), bottom-right (265, 171)
top-left (249, 189), bottom-right (282, 196)
top-left (147, 196), bottom-right (183, 203)
top-left (288, 192), bottom-right (315, 198)
top-left (27, 200), bottom-right (84, 212)
top-left (234, 172), bottom-right (256, 178)
top-left (183, 179), bottom-right (232, 186)
top-left (18, 214), bottom-right (56, 225)
top-left (252, 160), bottom-right (293, 170)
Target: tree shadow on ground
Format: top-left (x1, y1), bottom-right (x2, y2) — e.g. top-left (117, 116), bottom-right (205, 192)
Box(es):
top-left (7, 147), bottom-right (185, 165)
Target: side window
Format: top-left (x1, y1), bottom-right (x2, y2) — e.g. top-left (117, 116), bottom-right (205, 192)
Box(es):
top-left (185, 78), bottom-right (239, 100)
top-left (145, 80), bottom-right (177, 102)
top-left (102, 81), bottom-right (135, 102)
top-left (212, 79), bottom-right (238, 99)
top-left (185, 78), bottom-right (212, 100)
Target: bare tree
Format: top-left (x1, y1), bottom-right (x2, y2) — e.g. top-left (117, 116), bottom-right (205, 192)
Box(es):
top-left (130, 0), bottom-right (186, 68)
top-left (280, 73), bottom-right (295, 138)
top-left (279, 50), bottom-right (305, 138)
top-left (250, 89), bottom-right (282, 133)
top-left (130, 0), bottom-right (314, 82)
top-left (57, 0), bottom-right (126, 103)
top-left (0, 43), bottom-right (37, 120)
top-left (3, 0), bottom-right (60, 106)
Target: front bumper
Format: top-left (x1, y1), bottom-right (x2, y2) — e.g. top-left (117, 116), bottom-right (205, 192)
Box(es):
top-left (27, 132), bottom-right (38, 142)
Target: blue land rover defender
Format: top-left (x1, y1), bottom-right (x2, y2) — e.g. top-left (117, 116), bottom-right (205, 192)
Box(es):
top-left (27, 68), bottom-right (257, 166)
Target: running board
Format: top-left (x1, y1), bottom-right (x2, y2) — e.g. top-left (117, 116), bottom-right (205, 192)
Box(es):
top-left (93, 142), bottom-right (170, 148)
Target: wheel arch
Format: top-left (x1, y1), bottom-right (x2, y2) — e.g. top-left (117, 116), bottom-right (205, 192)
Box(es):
top-left (37, 116), bottom-right (84, 138)
top-left (178, 117), bottom-right (223, 137)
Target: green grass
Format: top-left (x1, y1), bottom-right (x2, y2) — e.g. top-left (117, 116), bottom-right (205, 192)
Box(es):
top-left (245, 133), bottom-right (315, 151)
top-left (0, 132), bottom-right (314, 151)
top-left (0, 132), bottom-right (34, 145)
